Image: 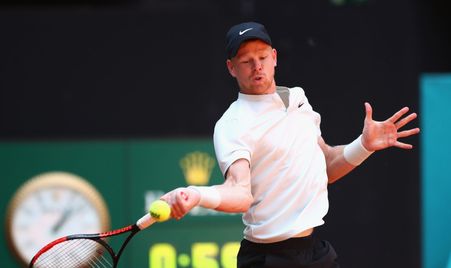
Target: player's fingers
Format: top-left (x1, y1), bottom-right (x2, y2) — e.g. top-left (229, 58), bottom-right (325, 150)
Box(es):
top-left (397, 128), bottom-right (420, 138)
top-left (173, 192), bottom-right (189, 218)
top-left (160, 194), bottom-right (178, 217)
top-left (177, 192), bottom-right (189, 213)
top-left (167, 198), bottom-right (181, 219)
top-left (394, 141), bottom-right (413, 149)
top-left (364, 102), bottom-right (373, 121)
top-left (163, 190), bottom-right (183, 219)
top-left (180, 191), bottom-right (189, 201)
top-left (395, 113), bottom-right (417, 129)
top-left (159, 196), bottom-right (169, 204)
top-left (388, 107), bottom-right (409, 123)
top-left (176, 189), bottom-right (195, 217)
top-left (171, 203), bottom-right (184, 220)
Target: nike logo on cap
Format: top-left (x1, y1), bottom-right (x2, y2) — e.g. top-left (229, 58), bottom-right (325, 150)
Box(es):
top-left (239, 28), bottom-right (253, 35)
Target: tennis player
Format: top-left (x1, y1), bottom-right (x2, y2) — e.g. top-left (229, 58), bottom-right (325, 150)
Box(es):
top-left (161, 22), bottom-right (420, 267)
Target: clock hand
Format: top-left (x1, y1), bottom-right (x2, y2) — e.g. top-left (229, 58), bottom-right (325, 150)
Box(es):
top-left (51, 207), bottom-right (73, 234)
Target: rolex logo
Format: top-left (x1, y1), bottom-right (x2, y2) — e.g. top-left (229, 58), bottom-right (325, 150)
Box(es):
top-left (180, 151), bottom-right (215, 185)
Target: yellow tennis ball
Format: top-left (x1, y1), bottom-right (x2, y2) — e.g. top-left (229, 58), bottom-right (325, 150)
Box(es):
top-left (149, 200), bottom-right (171, 222)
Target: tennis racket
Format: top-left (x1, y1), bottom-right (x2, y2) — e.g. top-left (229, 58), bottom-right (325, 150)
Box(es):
top-left (29, 201), bottom-right (168, 268)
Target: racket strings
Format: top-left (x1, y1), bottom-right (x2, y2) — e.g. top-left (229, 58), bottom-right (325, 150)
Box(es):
top-left (32, 239), bottom-right (114, 268)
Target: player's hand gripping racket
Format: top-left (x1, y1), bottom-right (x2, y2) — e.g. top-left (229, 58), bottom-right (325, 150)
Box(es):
top-left (29, 200), bottom-right (171, 268)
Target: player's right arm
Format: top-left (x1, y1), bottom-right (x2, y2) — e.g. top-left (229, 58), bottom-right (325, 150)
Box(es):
top-left (161, 158), bottom-right (253, 220)
top-left (214, 158), bottom-right (253, 212)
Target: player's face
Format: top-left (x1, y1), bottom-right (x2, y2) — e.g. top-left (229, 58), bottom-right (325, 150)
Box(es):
top-left (226, 40), bottom-right (277, 95)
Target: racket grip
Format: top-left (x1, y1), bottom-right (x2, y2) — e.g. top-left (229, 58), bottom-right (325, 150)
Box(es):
top-left (136, 214), bottom-right (156, 230)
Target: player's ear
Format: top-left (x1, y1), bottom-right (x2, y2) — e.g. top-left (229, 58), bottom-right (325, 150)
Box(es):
top-left (272, 48), bottom-right (277, 67)
top-left (226, 59), bottom-right (237, 78)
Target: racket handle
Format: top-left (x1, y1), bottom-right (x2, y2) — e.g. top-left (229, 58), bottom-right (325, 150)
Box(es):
top-left (136, 214), bottom-right (156, 230)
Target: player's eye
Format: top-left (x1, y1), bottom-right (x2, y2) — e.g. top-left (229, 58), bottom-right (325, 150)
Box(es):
top-left (259, 54), bottom-right (268, 61)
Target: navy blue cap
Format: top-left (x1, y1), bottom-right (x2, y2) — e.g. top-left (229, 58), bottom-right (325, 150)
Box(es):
top-left (225, 22), bottom-right (272, 59)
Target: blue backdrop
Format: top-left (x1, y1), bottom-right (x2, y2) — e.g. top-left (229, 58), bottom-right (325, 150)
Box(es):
top-left (421, 74), bottom-right (451, 268)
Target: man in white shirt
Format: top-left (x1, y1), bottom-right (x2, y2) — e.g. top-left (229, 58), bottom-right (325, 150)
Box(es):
top-left (162, 22), bottom-right (420, 267)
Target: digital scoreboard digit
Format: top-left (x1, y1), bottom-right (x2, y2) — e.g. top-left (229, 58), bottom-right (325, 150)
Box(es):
top-left (149, 242), bottom-right (240, 268)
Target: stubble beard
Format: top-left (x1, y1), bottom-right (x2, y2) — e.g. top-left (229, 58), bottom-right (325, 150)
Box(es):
top-left (240, 76), bottom-right (275, 95)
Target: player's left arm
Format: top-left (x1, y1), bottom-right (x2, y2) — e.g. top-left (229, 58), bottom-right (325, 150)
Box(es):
top-left (318, 139), bottom-right (354, 183)
top-left (320, 102), bottom-right (420, 183)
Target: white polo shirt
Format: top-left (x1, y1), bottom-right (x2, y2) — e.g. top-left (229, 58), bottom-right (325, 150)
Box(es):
top-left (213, 86), bottom-right (329, 243)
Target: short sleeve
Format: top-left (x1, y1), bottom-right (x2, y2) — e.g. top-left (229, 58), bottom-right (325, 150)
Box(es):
top-left (213, 118), bottom-right (252, 176)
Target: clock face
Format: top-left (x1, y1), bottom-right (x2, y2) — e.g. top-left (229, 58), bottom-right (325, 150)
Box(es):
top-left (6, 172), bottom-right (110, 266)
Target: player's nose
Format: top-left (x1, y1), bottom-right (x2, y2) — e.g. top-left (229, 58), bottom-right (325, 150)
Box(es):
top-left (252, 59), bottom-right (263, 71)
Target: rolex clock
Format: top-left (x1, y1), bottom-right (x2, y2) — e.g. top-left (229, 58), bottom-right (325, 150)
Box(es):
top-left (5, 172), bottom-right (111, 266)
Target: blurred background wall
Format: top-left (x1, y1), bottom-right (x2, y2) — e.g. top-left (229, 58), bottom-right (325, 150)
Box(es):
top-left (1, 0), bottom-right (450, 267)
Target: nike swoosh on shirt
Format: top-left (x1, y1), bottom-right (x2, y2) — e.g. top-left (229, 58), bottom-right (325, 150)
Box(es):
top-left (239, 28), bottom-right (253, 35)
top-left (298, 102), bottom-right (304, 108)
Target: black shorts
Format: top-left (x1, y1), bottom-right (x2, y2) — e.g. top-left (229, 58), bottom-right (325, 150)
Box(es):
top-left (237, 235), bottom-right (339, 268)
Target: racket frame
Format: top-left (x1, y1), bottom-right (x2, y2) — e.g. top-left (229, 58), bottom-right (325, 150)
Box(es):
top-left (29, 214), bottom-right (155, 268)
